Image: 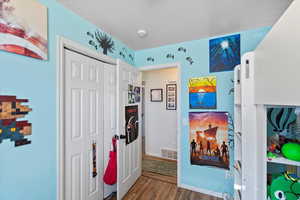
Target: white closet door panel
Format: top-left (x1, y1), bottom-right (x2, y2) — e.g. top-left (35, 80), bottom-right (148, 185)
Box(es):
top-left (65, 50), bottom-right (104, 200)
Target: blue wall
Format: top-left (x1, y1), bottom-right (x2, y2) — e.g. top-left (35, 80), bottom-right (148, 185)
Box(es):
top-left (0, 0), bottom-right (272, 198)
top-left (135, 27), bottom-right (271, 196)
top-left (0, 1), bottom-right (133, 200)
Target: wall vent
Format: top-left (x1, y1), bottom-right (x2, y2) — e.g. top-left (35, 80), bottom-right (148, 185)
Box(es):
top-left (161, 148), bottom-right (177, 160)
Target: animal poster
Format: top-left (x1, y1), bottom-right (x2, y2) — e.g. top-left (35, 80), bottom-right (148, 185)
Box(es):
top-left (209, 34), bottom-right (240, 72)
top-left (0, 95), bottom-right (32, 147)
top-left (189, 76), bottom-right (217, 109)
top-left (125, 106), bottom-right (139, 145)
top-left (134, 86), bottom-right (141, 103)
top-left (189, 112), bottom-right (229, 169)
top-left (0, 0), bottom-right (48, 60)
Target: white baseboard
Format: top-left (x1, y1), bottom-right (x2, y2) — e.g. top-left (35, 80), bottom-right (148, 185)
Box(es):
top-left (178, 183), bottom-right (224, 199)
top-left (144, 152), bottom-right (163, 158)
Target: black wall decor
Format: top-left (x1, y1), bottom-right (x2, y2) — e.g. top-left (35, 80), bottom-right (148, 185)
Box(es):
top-left (145, 46), bottom-right (195, 65)
top-left (147, 57), bottom-right (155, 62)
top-left (186, 57), bottom-right (194, 65)
top-left (178, 47), bottom-right (187, 53)
top-left (166, 53), bottom-right (175, 59)
top-left (87, 30), bottom-right (115, 55)
top-left (228, 79), bottom-right (234, 95)
top-left (95, 31), bottom-right (115, 55)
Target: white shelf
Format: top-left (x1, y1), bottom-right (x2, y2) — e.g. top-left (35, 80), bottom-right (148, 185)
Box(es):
top-left (267, 156), bottom-right (300, 167)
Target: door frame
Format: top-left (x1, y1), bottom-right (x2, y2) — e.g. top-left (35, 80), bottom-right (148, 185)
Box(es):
top-left (139, 62), bottom-right (182, 186)
top-left (56, 36), bottom-right (116, 200)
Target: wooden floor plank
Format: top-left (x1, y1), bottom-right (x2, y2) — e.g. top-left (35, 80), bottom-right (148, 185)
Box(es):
top-left (120, 172), bottom-right (222, 200)
top-left (142, 171), bottom-right (177, 184)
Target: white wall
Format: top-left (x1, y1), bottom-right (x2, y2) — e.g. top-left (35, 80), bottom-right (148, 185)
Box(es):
top-left (254, 0), bottom-right (300, 106)
top-left (143, 67), bottom-right (178, 158)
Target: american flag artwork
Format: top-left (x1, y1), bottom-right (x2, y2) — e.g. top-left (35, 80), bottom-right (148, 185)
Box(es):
top-left (0, 0), bottom-right (48, 60)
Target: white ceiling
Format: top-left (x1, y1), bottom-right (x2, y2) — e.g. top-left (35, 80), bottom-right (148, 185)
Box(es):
top-left (59, 0), bottom-right (293, 50)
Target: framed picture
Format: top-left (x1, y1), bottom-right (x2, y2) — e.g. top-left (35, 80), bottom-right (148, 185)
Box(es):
top-left (150, 89), bottom-right (163, 102)
top-left (166, 84), bottom-right (177, 110)
top-left (0, 0), bottom-right (48, 60)
top-left (209, 34), bottom-right (240, 73)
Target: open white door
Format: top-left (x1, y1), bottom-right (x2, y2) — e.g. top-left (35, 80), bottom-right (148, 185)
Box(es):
top-left (116, 60), bottom-right (142, 199)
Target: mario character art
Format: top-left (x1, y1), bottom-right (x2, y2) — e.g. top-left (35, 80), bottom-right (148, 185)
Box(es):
top-left (0, 95), bottom-right (32, 147)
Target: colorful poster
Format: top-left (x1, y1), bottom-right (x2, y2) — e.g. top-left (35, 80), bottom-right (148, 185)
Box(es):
top-left (209, 34), bottom-right (240, 72)
top-left (189, 112), bottom-right (229, 170)
top-left (125, 105), bottom-right (139, 145)
top-left (0, 0), bottom-right (48, 60)
top-left (189, 76), bottom-right (217, 109)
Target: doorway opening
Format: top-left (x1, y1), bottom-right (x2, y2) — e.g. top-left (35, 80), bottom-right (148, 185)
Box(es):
top-left (140, 64), bottom-right (181, 184)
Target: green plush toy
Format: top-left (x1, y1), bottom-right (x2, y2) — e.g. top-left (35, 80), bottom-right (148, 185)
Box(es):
top-left (269, 172), bottom-right (300, 200)
top-left (282, 143), bottom-right (300, 162)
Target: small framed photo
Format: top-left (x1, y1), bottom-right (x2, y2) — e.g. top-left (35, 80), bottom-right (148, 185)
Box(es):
top-left (166, 84), bottom-right (177, 110)
top-left (150, 89), bottom-right (163, 102)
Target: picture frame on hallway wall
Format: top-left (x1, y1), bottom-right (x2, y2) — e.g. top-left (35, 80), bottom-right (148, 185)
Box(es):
top-left (0, 0), bottom-right (48, 60)
top-left (166, 84), bottom-right (177, 110)
top-left (150, 89), bottom-right (163, 102)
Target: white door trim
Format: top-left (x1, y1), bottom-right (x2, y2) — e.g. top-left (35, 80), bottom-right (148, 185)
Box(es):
top-left (56, 36), bottom-right (117, 200)
top-left (139, 62), bottom-right (182, 186)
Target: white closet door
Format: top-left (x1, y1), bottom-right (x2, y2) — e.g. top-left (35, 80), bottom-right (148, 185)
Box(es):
top-left (64, 49), bottom-right (104, 200)
top-left (103, 63), bottom-right (117, 197)
top-left (117, 60), bottom-right (142, 200)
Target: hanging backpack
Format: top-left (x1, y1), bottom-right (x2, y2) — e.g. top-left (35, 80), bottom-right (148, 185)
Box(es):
top-left (103, 138), bottom-right (117, 185)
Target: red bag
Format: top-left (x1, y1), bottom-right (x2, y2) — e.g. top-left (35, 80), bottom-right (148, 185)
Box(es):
top-left (103, 138), bottom-right (117, 185)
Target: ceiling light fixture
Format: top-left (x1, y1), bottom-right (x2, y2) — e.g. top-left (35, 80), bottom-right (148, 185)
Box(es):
top-left (137, 29), bottom-right (148, 38)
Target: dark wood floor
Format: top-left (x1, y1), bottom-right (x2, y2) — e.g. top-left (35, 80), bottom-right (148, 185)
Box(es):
top-left (107, 155), bottom-right (221, 200)
top-left (118, 172), bottom-right (221, 200)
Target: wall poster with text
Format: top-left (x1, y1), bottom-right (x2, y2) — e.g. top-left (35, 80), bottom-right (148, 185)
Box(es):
top-left (189, 112), bottom-right (229, 170)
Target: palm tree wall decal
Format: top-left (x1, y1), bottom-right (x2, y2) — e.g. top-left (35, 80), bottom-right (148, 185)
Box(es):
top-left (95, 31), bottom-right (115, 55)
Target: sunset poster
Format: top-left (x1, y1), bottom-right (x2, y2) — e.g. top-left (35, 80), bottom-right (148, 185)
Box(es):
top-left (0, 0), bottom-right (48, 60)
top-left (189, 76), bottom-right (217, 109)
top-left (189, 112), bottom-right (229, 169)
